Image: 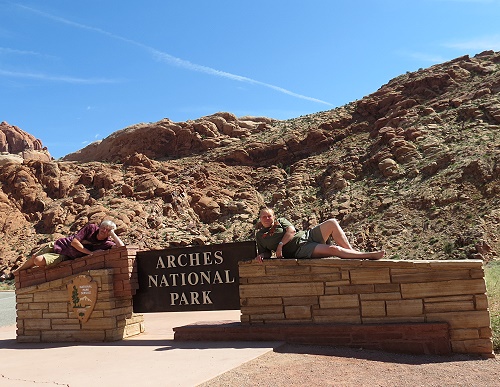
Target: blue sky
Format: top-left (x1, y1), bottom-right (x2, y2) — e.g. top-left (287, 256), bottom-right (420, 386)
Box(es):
top-left (1, 0), bottom-right (500, 159)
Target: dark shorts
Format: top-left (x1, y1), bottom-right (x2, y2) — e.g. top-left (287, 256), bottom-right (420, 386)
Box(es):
top-left (294, 225), bottom-right (326, 259)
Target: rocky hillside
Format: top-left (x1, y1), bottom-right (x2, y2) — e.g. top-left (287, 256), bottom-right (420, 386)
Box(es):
top-left (1, 50), bottom-right (499, 280)
top-left (0, 122), bottom-right (52, 165)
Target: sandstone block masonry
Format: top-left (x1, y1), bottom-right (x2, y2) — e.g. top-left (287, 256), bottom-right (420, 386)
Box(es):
top-left (238, 259), bottom-right (494, 357)
top-left (14, 246), bottom-right (144, 342)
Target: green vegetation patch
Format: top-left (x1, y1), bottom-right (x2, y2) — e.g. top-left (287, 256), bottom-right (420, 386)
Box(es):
top-left (0, 279), bottom-right (15, 291)
top-left (485, 261), bottom-right (500, 351)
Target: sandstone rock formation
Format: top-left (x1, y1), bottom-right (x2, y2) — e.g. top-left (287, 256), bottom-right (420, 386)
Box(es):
top-left (0, 122), bottom-right (52, 164)
top-left (1, 50), bottom-right (499, 280)
top-left (63, 113), bottom-right (275, 163)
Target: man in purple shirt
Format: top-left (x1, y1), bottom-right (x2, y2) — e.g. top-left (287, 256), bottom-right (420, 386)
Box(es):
top-left (16, 220), bottom-right (125, 271)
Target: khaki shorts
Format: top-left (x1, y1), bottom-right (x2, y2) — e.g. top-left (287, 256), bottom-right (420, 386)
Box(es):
top-left (294, 225), bottom-right (326, 259)
top-left (33, 242), bottom-right (67, 266)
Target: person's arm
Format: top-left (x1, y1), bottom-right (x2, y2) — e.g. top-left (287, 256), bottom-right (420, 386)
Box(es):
top-left (255, 233), bottom-right (271, 263)
top-left (109, 229), bottom-right (125, 247)
top-left (275, 225), bottom-right (296, 258)
top-left (71, 238), bottom-right (94, 256)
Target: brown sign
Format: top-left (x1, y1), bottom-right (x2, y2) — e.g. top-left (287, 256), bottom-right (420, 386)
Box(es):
top-left (133, 241), bottom-right (256, 312)
top-left (68, 275), bottom-right (98, 323)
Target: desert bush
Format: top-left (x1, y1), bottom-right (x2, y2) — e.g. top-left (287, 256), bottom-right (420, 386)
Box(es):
top-left (485, 261), bottom-right (500, 351)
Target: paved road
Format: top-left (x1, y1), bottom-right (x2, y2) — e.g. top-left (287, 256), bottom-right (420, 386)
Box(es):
top-left (0, 291), bottom-right (16, 327)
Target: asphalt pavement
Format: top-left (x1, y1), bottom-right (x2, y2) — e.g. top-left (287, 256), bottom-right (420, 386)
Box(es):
top-left (0, 291), bottom-right (16, 327)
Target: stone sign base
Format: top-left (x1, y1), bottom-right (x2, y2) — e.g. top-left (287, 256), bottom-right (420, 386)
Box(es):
top-left (16, 268), bottom-right (144, 342)
top-left (14, 247), bottom-right (144, 343)
top-left (236, 258), bottom-right (495, 358)
top-left (173, 320), bottom-right (452, 355)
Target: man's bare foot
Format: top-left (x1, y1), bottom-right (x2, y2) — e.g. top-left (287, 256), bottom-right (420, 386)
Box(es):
top-left (365, 250), bottom-right (385, 260)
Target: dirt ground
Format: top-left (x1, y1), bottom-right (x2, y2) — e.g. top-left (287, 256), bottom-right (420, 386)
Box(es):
top-left (199, 344), bottom-right (499, 387)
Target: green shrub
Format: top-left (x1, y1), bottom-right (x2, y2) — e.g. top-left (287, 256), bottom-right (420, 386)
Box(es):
top-left (0, 279), bottom-right (15, 291)
top-left (485, 261), bottom-right (500, 351)
top-left (443, 242), bottom-right (454, 255)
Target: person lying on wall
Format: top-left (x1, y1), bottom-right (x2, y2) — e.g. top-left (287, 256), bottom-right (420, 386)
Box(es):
top-left (15, 220), bottom-right (125, 271)
top-left (255, 206), bottom-right (385, 263)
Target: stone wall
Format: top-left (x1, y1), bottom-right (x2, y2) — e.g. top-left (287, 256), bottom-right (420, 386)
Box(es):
top-left (238, 258), bottom-right (494, 357)
top-left (15, 246), bottom-right (139, 297)
top-left (14, 246), bottom-right (144, 342)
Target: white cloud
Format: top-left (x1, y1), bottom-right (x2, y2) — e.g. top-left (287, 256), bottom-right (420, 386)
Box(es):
top-left (0, 69), bottom-right (119, 84)
top-left (17, 4), bottom-right (333, 106)
top-left (443, 35), bottom-right (500, 51)
top-left (0, 47), bottom-right (41, 56)
top-left (399, 51), bottom-right (449, 64)
top-left (151, 50), bottom-right (332, 105)
top-left (0, 46), bottom-right (58, 60)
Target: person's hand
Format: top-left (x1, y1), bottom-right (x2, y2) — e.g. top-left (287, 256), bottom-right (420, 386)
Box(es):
top-left (276, 243), bottom-right (283, 258)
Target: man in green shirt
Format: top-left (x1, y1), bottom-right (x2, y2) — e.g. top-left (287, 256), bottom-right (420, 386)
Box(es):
top-left (255, 206), bottom-right (385, 261)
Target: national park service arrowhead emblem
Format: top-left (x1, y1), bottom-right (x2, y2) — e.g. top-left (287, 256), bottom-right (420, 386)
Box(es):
top-left (68, 275), bottom-right (97, 323)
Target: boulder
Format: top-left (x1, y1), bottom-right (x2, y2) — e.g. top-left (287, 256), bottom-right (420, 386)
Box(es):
top-left (0, 122), bottom-right (51, 161)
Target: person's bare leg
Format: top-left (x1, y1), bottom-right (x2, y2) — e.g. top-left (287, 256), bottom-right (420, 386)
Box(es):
top-left (14, 256), bottom-right (36, 271)
top-left (311, 244), bottom-right (385, 260)
top-left (317, 219), bottom-right (353, 249)
top-left (14, 255), bottom-right (47, 272)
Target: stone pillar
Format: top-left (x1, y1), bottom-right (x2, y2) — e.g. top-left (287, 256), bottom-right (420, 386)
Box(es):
top-left (14, 246), bottom-right (144, 343)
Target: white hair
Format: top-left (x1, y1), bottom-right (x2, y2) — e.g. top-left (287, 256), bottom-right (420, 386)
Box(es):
top-left (100, 220), bottom-right (117, 230)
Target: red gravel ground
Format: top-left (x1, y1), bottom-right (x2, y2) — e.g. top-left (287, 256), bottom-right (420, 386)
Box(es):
top-left (199, 344), bottom-right (499, 387)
